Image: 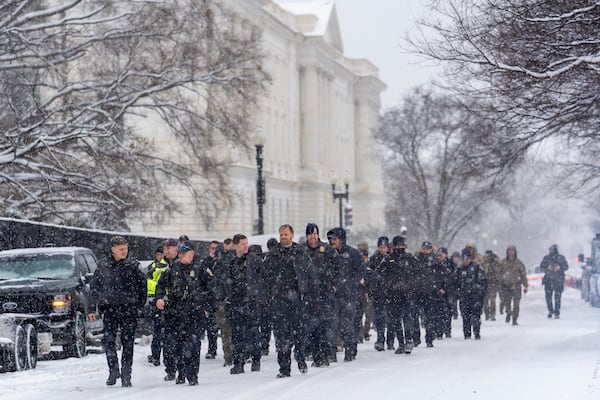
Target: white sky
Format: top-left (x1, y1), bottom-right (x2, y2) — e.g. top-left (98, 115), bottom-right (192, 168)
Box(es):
top-left (333, 0), bottom-right (440, 109)
top-left (274, 0), bottom-right (442, 108)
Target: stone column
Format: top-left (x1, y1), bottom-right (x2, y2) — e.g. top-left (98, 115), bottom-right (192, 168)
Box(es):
top-left (300, 65), bottom-right (320, 171)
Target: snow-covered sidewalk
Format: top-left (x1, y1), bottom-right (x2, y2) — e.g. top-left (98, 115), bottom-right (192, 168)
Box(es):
top-left (1, 287), bottom-right (599, 400)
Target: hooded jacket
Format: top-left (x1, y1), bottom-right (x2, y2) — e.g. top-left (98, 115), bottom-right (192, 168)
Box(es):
top-left (499, 245), bottom-right (528, 288)
top-left (482, 252), bottom-right (502, 286)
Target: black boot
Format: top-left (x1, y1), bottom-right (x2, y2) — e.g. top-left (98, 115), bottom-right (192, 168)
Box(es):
top-left (176, 372), bottom-right (186, 384)
top-left (344, 348), bottom-right (353, 362)
top-left (330, 348), bottom-right (337, 363)
top-left (164, 372), bottom-right (176, 381)
top-left (106, 369), bottom-right (120, 386)
top-left (230, 364), bottom-right (245, 374)
top-left (298, 360), bottom-right (308, 373)
top-left (121, 376), bottom-right (131, 387)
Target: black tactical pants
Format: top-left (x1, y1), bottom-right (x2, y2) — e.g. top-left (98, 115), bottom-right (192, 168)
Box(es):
top-left (163, 310), bottom-right (205, 381)
top-left (102, 305), bottom-right (138, 379)
top-left (460, 295), bottom-right (484, 337)
top-left (387, 297), bottom-right (413, 349)
top-left (544, 277), bottom-right (564, 316)
top-left (229, 302), bottom-right (261, 367)
top-left (272, 299), bottom-right (305, 375)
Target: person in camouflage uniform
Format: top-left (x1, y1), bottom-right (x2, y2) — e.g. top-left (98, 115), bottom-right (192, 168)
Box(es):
top-left (498, 245), bottom-right (528, 325)
top-left (482, 250), bottom-right (502, 321)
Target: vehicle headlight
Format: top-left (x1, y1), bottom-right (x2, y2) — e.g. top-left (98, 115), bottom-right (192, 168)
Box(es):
top-left (52, 294), bottom-right (72, 314)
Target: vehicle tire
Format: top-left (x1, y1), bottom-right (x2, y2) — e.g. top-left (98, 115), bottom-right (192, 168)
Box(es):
top-left (24, 324), bottom-right (38, 369)
top-left (6, 324), bottom-right (28, 372)
top-left (64, 311), bottom-right (87, 358)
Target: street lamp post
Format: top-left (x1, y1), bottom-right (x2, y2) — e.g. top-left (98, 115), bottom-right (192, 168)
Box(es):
top-left (255, 133), bottom-right (266, 235)
top-left (331, 178), bottom-right (349, 228)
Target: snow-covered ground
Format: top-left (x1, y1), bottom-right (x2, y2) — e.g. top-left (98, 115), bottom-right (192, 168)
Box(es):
top-left (1, 287), bottom-right (599, 400)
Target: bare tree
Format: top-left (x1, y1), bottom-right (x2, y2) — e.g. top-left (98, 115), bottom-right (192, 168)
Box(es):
top-left (0, 0), bottom-right (268, 229)
top-left (379, 87), bottom-right (511, 247)
top-left (407, 0), bottom-right (600, 195)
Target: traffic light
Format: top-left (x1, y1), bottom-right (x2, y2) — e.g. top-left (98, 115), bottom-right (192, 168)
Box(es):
top-left (344, 203), bottom-right (353, 227)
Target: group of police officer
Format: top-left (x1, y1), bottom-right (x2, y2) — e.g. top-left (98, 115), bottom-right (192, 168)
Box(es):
top-left (140, 223), bottom-right (507, 386)
top-left (90, 224), bottom-right (540, 387)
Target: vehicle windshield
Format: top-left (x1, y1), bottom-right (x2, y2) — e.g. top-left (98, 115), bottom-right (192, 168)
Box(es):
top-left (0, 253), bottom-right (76, 280)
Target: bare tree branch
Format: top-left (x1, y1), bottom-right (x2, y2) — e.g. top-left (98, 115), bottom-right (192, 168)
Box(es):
top-left (379, 86), bottom-right (512, 247)
top-left (0, 0), bottom-right (269, 229)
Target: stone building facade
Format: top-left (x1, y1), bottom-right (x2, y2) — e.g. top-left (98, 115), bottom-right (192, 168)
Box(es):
top-left (129, 0), bottom-right (386, 242)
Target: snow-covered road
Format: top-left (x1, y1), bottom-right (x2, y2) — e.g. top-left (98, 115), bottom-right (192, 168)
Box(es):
top-left (1, 287), bottom-right (599, 400)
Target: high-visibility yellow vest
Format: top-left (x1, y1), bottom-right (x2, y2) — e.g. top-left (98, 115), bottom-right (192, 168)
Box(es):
top-left (147, 259), bottom-right (168, 296)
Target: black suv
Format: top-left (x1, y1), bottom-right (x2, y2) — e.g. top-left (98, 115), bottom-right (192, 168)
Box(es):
top-left (0, 247), bottom-right (103, 358)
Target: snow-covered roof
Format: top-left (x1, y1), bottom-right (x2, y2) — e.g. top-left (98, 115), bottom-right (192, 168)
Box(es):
top-left (274, 0), bottom-right (343, 52)
top-left (276, 0), bottom-right (333, 36)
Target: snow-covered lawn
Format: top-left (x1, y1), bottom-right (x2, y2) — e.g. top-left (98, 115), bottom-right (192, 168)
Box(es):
top-left (1, 287), bottom-right (599, 400)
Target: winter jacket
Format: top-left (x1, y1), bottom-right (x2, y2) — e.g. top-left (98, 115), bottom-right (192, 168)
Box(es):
top-left (332, 244), bottom-right (366, 302)
top-left (367, 252), bottom-right (387, 298)
top-left (264, 242), bottom-right (312, 304)
top-left (304, 242), bottom-right (337, 303)
top-left (89, 255), bottom-right (147, 312)
top-left (155, 258), bottom-right (215, 316)
top-left (432, 258), bottom-right (452, 300)
top-left (225, 253), bottom-right (264, 305)
top-left (456, 261), bottom-right (487, 301)
top-left (499, 247), bottom-right (528, 289)
top-left (540, 252), bottom-right (569, 284)
top-left (380, 249), bottom-right (417, 301)
top-left (146, 258), bottom-right (168, 296)
top-left (441, 257), bottom-right (458, 298)
top-left (414, 252), bottom-right (441, 298)
top-left (207, 250), bottom-right (235, 304)
top-left (482, 254), bottom-right (502, 287)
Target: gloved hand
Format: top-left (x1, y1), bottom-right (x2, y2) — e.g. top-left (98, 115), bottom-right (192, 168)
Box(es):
top-left (523, 286), bottom-right (528, 294)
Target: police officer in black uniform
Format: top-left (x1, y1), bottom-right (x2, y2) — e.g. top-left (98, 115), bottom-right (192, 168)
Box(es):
top-left (413, 241), bottom-right (441, 347)
top-left (265, 224), bottom-right (312, 378)
top-left (368, 236), bottom-right (390, 351)
top-left (380, 235), bottom-right (417, 354)
top-left (327, 227), bottom-right (366, 362)
top-left (304, 223), bottom-right (338, 367)
top-left (437, 247), bottom-right (457, 338)
top-left (200, 240), bottom-right (221, 359)
top-left (155, 240), bottom-right (215, 385)
top-left (225, 234), bottom-right (263, 374)
top-left (456, 247), bottom-right (487, 340)
top-left (89, 236), bottom-right (147, 387)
